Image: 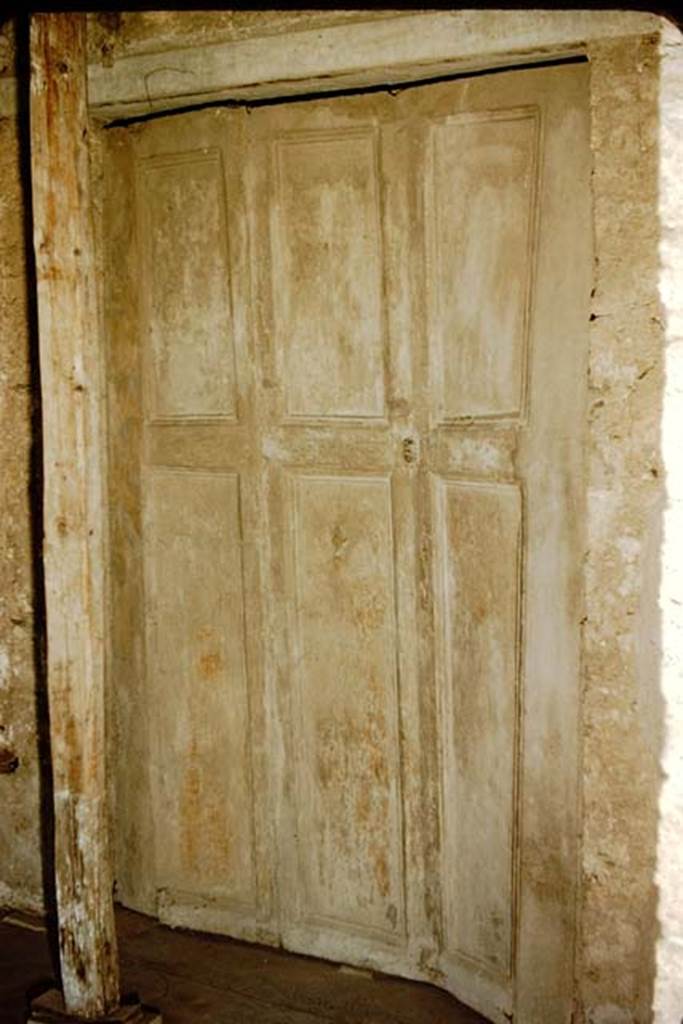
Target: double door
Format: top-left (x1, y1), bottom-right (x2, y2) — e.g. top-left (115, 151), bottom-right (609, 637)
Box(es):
top-left (104, 61), bottom-right (590, 1023)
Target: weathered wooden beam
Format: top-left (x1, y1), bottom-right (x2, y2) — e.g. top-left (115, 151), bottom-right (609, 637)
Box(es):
top-left (85, 9), bottom-right (660, 120)
top-left (28, 13), bottom-right (120, 1020)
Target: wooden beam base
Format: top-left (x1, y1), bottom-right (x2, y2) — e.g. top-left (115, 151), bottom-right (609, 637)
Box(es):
top-left (28, 990), bottom-right (161, 1024)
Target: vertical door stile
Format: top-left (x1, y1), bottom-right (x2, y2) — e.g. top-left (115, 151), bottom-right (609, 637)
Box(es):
top-left (226, 105), bottom-right (278, 940)
top-left (379, 104), bottom-right (423, 969)
top-left (247, 110), bottom-right (299, 939)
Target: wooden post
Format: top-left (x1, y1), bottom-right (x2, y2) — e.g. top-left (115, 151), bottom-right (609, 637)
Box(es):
top-left (28, 14), bottom-right (160, 1024)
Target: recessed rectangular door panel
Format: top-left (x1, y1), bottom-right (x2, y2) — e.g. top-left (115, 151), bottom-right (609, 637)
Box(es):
top-left (145, 469), bottom-right (257, 907)
top-left (284, 472), bottom-right (405, 940)
top-left (433, 478), bottom-right (522, 975)
top-left (427, 111), bottom-right (539, 423)
top-left (271, 129), bottom-right (386, 421)
top-left (139, 152), bottom-right (237, 420)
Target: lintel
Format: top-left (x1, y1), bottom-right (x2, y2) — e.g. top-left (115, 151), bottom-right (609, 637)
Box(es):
top-left (0, 9), bottom-right (664, 121)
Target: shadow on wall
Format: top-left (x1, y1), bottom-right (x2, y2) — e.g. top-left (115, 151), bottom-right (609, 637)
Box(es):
top-left (14, 10), bottom-right (59, 983)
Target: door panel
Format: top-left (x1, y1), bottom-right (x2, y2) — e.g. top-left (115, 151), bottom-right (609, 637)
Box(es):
top-left (283, 471), bottom-right (404, 940)
top-left (103, 61), bottom-right (590, 1024)
top-left (145, 468), bottom-right (256, 903)
top-left (139, 151), bottom-right (237, 420)
top-left (433, 478), bottom-right (522, 975)
top-left (106, 108), bottom-right (278, 944)
top-left (427, 110), bottom-right (538, 422)
top-left (271, 129), bottom-right (386, 421)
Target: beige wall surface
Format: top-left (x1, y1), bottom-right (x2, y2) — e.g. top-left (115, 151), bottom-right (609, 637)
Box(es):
top-left (0, 98), bottom-right (44, 911)
top-left (0, 10), bottom-right (681, 1023)
top-left (582, 33), bottom-right (663, 1024)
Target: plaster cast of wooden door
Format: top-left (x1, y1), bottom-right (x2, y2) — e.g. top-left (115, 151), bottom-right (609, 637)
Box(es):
top-left (103, 62), bottom-right (590, 1024)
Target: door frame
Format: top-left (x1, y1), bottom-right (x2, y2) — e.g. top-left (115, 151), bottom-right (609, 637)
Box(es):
top-left (83, 9), bottom-right (660, 121)
top-left (93, 15), bottom-right (656, 1024)
top-left (24, 9), bottom-right (672, 1024)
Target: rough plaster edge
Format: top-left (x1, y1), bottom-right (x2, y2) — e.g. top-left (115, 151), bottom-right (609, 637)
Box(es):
top-left (0, 9), bottom-right (664, 120)
top-left (654, 20), bottom-right (683, 1023)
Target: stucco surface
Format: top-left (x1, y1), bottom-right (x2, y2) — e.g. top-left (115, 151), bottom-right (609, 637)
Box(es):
top-left (0, 19), bottom-right (14, 77)
top-left (0, 109), bottom-right (43, 913)
top-left (86, 10), bottom-right (404, 65)
top-left (579, 34), bottom-right (664, 1024)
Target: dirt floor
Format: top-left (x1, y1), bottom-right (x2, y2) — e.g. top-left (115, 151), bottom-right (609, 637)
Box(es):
top-left (0, 906), bottom-right (487, 1023)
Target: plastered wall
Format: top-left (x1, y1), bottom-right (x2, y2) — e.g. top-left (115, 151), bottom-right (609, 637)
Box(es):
top-left (85, 9), bottom-right (401, 65)
top-left (0, 22), bottom-right (44, 910)
top-left (0, 12), bottom-right (679, 1022)
top-left (580, 34), bottom-right (664, 1024)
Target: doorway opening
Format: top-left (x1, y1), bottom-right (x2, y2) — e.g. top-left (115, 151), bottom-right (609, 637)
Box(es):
top-left (101, 59), bottom-right (590, 1024)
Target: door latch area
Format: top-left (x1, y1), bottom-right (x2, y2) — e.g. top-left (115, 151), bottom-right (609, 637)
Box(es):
top-left (402, 435), bottom-right (418, 464)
